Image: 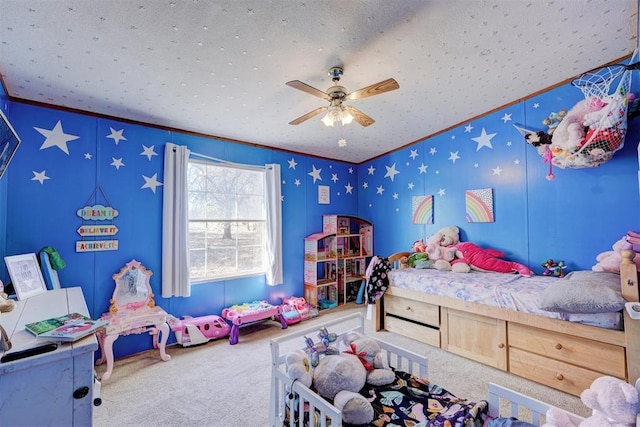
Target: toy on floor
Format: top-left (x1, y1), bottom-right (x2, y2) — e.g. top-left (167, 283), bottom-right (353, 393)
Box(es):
top-left (542, 259), bottom-right (567, 278)
top-left (543, 375), bottom-right (640, 427)
top-left (221, 300), bottom-right (287, 345)
top-left (277, 304), bottom-right (302, 326)
top-left (304, 327), bottom-right (339, 366)
top-left (166, 314), bottom-right (231, 347)
top-left (282, 296), bottom-right (313, 321)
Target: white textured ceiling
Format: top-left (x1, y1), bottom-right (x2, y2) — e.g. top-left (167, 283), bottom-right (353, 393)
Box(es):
top-left (0, 0), bottom-right (637, 164)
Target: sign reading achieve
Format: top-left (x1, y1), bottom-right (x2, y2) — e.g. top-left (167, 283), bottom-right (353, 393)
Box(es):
top-left (76, 240), bottom-right (119, 252)
top-left (76, 186), bottom-right (120, 252)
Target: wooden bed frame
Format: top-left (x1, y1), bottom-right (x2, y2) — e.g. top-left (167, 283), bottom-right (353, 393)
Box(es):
top-left (373, 249), bottom-right (640, 397)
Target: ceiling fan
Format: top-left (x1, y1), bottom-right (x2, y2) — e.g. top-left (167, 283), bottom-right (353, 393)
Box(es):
top-left (286, 66), bottom-right (399, 127)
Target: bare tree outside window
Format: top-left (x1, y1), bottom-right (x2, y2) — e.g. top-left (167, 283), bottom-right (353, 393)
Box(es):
top-left (187, 161), bottom-right (266, 281)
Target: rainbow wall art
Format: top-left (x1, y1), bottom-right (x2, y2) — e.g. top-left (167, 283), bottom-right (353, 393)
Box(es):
top-left (465, 188), bottom-right (494, 223)
top-left (412, 195), bottom-right (433, 224)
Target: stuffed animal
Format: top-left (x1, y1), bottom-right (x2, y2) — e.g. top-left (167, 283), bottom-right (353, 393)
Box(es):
top-left (543, 376), bottom-right (640, 427)
top-left (425, 226), bottom-right (461, 266)
top-left (285, 349), bottom-right (314, 388)
top-left (0, 281), bottom-right (15, 313)
top-left (542, 259), bottom-right (567, 278)
top-left (341, 331), bottom-right (396, 386)
top-left (525, 131), bottom-right (553, 147)
top-left (543, 110), bottom-right (567, 134)
top-left (412, 239), bottom-right (427, 253)
top-left (552, 99), bottom-right (591, 151)
top-left (592, 235), bottom-right (640, 273)
top-left (451, 242), bottom-right (533, 276)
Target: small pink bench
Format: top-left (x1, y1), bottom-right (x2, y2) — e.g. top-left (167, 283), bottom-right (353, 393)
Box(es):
top-left (221, 300), bottom-right (288, 345)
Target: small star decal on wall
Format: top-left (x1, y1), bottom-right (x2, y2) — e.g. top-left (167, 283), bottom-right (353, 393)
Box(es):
top-left (345, 183), bottom-right (353, 194)
top-left (288, 158), bottom-right (297, 169)
top-left (367, 165), bottom-right (375, 175)
top-left (409, 149), bottom-right (418, 160)
top-left (331, 173), bottom-right (339, 183)
top-left (363, 182), bottom-right (369, 189)
top-left (449, 151), bottom-right (460, 163)
top-left (84, 153), bottom-right (92, 160)
top-left (464, 124), bottom-right (473, 133)
top-left (501, 113), bottom-right (512, 123)
top-left (111, 157), bottom-right (125, 169)
top-left (438, 188), bottom-right (446, 196)
top-left (140, 145), bottom-right (158, 160)
top-left (294, 179), bottom-right (301, 186)
top-left (429, 147), bottom-right (437, 155)
top-left (384, 163), bottom-right (399, 181)
top-left (34, 120), bottom-right (80, 155)
top-left (492, 166), bottom-right (503, 175)
top-left (392, 193), bottom-right (399, 200)
top-left (107, 127), bottom-right (127, 145)
top-left (418, 163), bottom-right (428, 174)
top-left (31, 170), bottom-right (50, 184)
top-left (376, 185), bottom-right (384, 195)
top-left (408, 182), bottom-right (415, 189)
top-left (141, 173), bottom-right (163, 193)
top-left (308, 165), bottom-right (322, 183)
top-left (348, 167), bottom-right (354, 174)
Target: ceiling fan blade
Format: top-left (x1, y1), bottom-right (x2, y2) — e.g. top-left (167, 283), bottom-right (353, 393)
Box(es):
top-left (286, 80), bottom-right (330, 100)
top-left (347, 78), bottom-right (399, 101)
top-left (344, 106), bottom-right (375, 127)
top-left (289, 106), bottom-right (328, 125)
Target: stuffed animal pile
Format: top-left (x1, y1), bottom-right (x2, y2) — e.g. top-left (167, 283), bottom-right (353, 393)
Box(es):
top-left (284, 330), bottom-right (396, 425)
top-left (592, 232), bottom-right (640, 273)
top-left (0, 281), bottom-right (15, 313)
top-left (543, 375), bottom-right (640, 427)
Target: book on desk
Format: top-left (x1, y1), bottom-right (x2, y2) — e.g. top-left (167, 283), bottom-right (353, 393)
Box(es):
top-left (25, 312), bottom-right (108, 342)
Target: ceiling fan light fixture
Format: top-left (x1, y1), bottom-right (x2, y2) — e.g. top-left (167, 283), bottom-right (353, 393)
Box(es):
top-left (321, 104), bottom-right (353, 127)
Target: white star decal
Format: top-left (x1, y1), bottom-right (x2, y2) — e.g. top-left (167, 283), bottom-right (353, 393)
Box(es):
top-left (140, 145), bottom-right (158, 160)
top-left (331, 173), bottom-right (339, 183)
top-left (501, 113), bottom-right (512, 123)
top-left (367, 165), bottom-right (375, 175)
top-left (348, 167), bottom-right (354, 174)
top-left (492, 166), bottom-right (503, 175)
top-left (533, 103), bottom-right (540, 109)
top-left (451, 135), bottom-right (456, 140)
top-left (31, 170), bottom-right (50, 184)
top-left (363, 182), bottom-right (369, 189)
top-left (34, 120), bottom-right (79, 155)
top-left (345, 183), bottom-right (353, 194)
top-left (308, 165), bottom-right (322, 183)
top-left (506, 141), bottom-right (512, 146)
top-left (429, 147), bottom-right (437, 155)
top-left (408, 182), bottom-right (415, 190)
top-left (288, 158), bottom-right (297, 169)
top-left (418, 163), bottom-right (428, 174)
top-left (84, 153), bottom-right (92, 160)
top-left (384, 163), bottom-right (399, 181)
top-left (107, 127), bottom-right (127, 145)
top-left (392, 193), bottom-right (399, 200)
top-left (474, 163), bottom-right (479, 168)
top-left (111, 157), bottom-right (125, 170)
top-left (449, 151), bottom-right (460, 163)
top-left (438, 188), bottom-right (446, 196)
top-left (514, 159), bottom-right (520, 164)
top-left (471, 128), bottom-right (496, 151)
top-left (141, 173), bottom-right (163, 194)
top-left (376, 185), bottom-right (384, 195)
top-left (464, 124), bottom-right (473, 133)
top-left (409, 149), bottom-right (418, 160)
top-left (294, 179), bottom-right (301, 186)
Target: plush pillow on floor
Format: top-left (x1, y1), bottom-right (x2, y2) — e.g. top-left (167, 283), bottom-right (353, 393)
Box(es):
top-left (539, 270), bottom-right (624, 313)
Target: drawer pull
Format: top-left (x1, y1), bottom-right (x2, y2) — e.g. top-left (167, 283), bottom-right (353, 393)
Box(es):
top-left (555, 343), bottom-right (563, 350)
top-left (498, 343), bottom-right (505, 349)
top-left (555, 374), bottom-right (564, 381)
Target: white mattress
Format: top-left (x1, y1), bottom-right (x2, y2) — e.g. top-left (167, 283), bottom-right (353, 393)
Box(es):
top-left (389, 268), bottom-right (623, 330)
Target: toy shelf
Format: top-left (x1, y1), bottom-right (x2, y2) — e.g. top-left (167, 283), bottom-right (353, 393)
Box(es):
top-left (304, 215), bottom-right (373, 309)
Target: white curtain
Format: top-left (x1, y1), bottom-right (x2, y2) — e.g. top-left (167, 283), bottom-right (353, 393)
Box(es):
top-left (264, 163), bottom-right (283, 286)
top-left (161, 143), bottom-right (191, 297)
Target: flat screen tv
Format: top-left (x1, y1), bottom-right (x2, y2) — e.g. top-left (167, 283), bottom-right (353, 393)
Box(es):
top-left (0, 108), bottom-right (21, 180)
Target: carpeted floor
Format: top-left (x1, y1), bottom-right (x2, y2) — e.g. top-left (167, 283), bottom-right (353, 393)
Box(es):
top-left (93, 304), bottom-right (588, 426)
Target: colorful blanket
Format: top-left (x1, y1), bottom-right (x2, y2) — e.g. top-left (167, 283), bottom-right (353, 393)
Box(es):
top-left (286, 370), bottom-right (488, 427)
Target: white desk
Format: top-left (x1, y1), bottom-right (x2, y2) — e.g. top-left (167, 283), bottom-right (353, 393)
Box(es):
top-left (0, 287), bottom-right (98, 427)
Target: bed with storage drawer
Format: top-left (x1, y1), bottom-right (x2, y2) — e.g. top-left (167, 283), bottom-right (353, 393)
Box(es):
top-left (373, 249), bottom-right (640, 397)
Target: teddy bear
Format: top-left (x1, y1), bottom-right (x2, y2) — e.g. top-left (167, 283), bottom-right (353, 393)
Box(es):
top-left (542, 110), bottom-right (567, 135)
top-left (425, 226), bottom-right (461, 270)
top-left (552, 99), bottom-right (591, 151)
top-left (285, 332), bottom-right (396, 425)
top-left (0, 280), bottom-right (15, 313)
top-left (542, 376), bottom-right (640, 427)
top-left (592, 235), bottom-right (640, 273)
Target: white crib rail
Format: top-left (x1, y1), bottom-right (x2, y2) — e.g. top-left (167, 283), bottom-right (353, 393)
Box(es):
top-left (488, 383), bottom-right (585, 426)
top-left (269, 312), bottom-right (428, 427)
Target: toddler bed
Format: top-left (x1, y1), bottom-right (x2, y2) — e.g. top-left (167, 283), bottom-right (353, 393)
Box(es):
top-left (269, 313), bottom-right (620, 427)
top-left (373, 250), bottom-right (640, 397)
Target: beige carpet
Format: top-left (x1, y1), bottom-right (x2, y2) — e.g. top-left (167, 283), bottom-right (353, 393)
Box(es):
top-left (93, 304), bottom-right (588, 426)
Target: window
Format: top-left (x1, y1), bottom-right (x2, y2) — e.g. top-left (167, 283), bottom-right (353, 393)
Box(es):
top-left (187, 160), bottom-right (266, 281)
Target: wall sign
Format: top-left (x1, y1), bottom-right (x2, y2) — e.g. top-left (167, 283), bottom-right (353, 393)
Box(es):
top-left (76, 186), bottom-right (120, 252)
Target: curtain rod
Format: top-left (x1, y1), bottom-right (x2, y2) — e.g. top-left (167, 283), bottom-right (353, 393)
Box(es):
top-left (188, 150), bottom-right (266, 171)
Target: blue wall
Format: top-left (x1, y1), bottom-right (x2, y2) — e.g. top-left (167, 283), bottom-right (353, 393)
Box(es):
top-left (2, 103), bottom-right (359, 358)
top-left (0, 83), bottom-right (9, 266)
top-left (3, 64), bottom-right (640, 359)
top-left (359, 77), bottom-right (640, 273)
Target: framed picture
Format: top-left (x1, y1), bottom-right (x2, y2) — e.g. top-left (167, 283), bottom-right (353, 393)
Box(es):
top-left (0, 108), bottom-right (22, 180)
top-left (4, 253), bottom-right (47, 300)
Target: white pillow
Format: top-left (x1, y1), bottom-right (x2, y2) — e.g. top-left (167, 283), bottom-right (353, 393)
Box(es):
top-left (539, 270), bottom-right (624, 313)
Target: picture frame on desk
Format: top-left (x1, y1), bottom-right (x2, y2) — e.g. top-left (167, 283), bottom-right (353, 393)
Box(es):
top-left (4, 253), bottom-right (47, 300)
